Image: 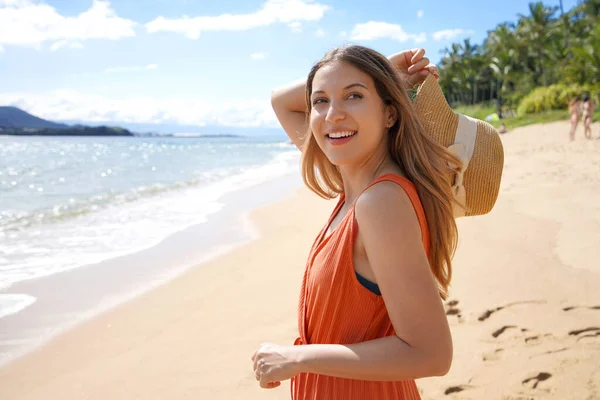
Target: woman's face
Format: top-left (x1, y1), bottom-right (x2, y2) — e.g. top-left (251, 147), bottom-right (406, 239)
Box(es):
top-left (309, 61), bottom-right (395, 167)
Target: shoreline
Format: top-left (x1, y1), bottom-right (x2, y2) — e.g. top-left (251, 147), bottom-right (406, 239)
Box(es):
top-left (0, 171), bottom-right (304, 368)
top-left (0, 180), bottom-right (334, 400)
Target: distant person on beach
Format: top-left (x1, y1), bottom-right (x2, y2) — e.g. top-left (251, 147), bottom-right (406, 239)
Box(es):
top-left (568, 97), bottom-right (582, 141)
top-left (569, 97), bottom-right (581, 141)
top-left (499, 121), bottom-right (508, 134)
top-left (252, 46), bottom-right (455, 399)
top-left (582, 93), bottom-right (595, 139)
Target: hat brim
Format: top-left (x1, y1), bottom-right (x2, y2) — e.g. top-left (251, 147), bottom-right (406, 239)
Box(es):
top-left (413, 74), bottom-right (504, 217)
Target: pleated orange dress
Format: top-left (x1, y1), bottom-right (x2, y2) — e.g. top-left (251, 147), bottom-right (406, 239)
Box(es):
top-left (291, 174), bottom-right (429, 399)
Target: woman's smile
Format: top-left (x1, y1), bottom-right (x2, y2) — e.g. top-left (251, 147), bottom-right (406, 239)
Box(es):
top-left (326, 130), bottom-right (357, 145)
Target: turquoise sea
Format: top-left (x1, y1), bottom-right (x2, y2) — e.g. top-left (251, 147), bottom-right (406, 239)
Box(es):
top-left (0, 135), bottom-right (300, 321)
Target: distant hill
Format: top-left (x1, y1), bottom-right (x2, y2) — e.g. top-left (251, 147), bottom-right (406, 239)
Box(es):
top-left (0, 106), bottom-right (286, 138)
top-left (0, 106), bottom-right (69, 129)
top-left (4, 125), bottom-right (134, 137)
top-left (0, 106), bottom-right (133, 136)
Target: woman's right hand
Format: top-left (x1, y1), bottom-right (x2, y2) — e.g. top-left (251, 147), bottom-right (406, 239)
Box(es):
top-left (388, 48), bottom-right (438, 88)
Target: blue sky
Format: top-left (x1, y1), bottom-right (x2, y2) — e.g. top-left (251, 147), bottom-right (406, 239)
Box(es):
top-left (0, 0), bottom-right (579, 132)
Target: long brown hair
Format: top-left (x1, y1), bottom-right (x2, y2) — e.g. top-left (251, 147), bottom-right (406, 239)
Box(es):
top-left (301, 45), bottom-right (459, 299)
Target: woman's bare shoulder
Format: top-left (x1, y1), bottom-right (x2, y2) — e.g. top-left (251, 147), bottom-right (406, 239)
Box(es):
top-left (354, 181), bottom-right (420, 238)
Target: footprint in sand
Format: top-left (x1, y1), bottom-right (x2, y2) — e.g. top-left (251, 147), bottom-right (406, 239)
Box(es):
top-left (524, 333), bottom-right (552, 347)
top-left (478, 300), bottom-right (545, 322)
top-left (444, 385), bottom-right (474, 395)
top-left (482, 348), bottom-right (505, 361)
top-left (524, 335), bottom-right (541, 346)
top-left (522, 372), bottom-right (552, 390)
top-left (444, 299), bottom-right (464, 323)
top-left (568, 327), bottom-right (600, 342)
top-left (490, 323), bottom-right (555, 346)
top-left (563, 305), bottom-right (600, 311)
top-left (492, 325), bottom-right (518, 338)
top-left (529, 347), bottom-right (569, 359)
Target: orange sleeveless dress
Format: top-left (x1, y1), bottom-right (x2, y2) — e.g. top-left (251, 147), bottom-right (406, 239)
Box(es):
top-left (291, 174), bottom-right (429, 399)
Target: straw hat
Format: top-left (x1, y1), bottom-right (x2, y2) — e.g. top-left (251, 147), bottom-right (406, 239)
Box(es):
top-left (413, 74), bottom-right (504, 217)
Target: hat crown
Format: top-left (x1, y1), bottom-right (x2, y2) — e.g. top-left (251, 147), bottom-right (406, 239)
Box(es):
top-left (412, 74), bottom-right (505, 217)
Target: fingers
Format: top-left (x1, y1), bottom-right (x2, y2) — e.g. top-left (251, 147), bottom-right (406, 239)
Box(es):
top-left (428, 64), bottom-right (439, 79)
top-left (410, 48), bottom-right (426, 63)
top-left (253, 354), bottom-right (281, 389)
top-left (407, 57), bottom-right (430, 74)
top-left (389, 48), bottom-right (427, 72)
top-left (259, 373), bottom-right (274, 388)
top-left (256, 369), bottom-right (280, 388)
top-left (253, 355), bottom-right (263, 374)
top-left (401, 48), bottom-right (424, 68)
top-left (405, 62), bottom-right (439, 87)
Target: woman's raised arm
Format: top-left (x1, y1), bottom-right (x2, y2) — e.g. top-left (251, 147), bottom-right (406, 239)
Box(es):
top-left (271, 78), bottom-right (309, 150)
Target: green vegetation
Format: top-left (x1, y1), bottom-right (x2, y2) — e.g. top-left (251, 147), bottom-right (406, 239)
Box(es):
top-left (494, 110), bottom-right (571, 130)
top-left (454, 103), bottom-right (571, 130)
top-left (517, 83), bottom-right (600, 114)
top-left (437, 0), bottom-right (600, 129)
top-left (1, 126), bottom-right (134, 136)
top-left (453, 103), bottom-right (498, 121)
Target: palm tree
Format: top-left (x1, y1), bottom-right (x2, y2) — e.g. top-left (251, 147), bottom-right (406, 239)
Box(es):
top-left (435, 0), bottom-right (599, 108)
top-left (439, 43), bottom-right (465, 104)
top-left (461, 39), bottom-right (483, 104)
top-left (559, 0), bottom-right (570, 50)
top-left (575, 0), bottom-right (600, 19)
top-left (571, 25), bottom-right (600, 83)
top-left (516, 2), bottom-right (560, 86)
top-left (490, 49), bottom-right (515, 112)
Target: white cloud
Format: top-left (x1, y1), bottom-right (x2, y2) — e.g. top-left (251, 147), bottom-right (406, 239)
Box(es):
top-left (104, 64), bottom-right (158, 73)
top-left (350, 21), bottom-right (426, 43)
top-left (432, 29), bottom-right (474, 41)
top-left (339, 31), bottom-right (347, 38)
top-left (0, 44), bottom-right (4, 53)
top-left (0, 90), bottom-right (279, 128)
top-left (50, 40), bottom-right (84, 52)
top-left (250, 52), bottom-right (268, 61)
top-left (0, 0), bottom-right (29, 6)
top-left (288, 21), bottom-right (302, 33)
top-left (314, 28), bottom-right (325, 37)
top-left (417, 10), bottom-right (424, 18)
top-left (145, 0), bottom-right (330, 39)
top-left (0, 0), bottom-right (136, 51)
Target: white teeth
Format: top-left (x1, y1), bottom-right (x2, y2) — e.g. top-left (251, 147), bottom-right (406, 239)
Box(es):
top-left (327, 131), bottom-right (356, 139)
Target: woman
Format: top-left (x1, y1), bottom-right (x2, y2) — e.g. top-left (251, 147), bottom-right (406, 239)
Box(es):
top-left (568, 97), bottom-right (581, 141)
top-left (252, 45), bottom-right (458, 399)
top-left (582, 94), bottom-right (596, 139)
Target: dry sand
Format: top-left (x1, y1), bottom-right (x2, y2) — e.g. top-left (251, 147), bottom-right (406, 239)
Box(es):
top-left (0, 120), bottom-right (599, 400)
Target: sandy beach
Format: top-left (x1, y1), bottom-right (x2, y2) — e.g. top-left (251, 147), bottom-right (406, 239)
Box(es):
top-left (0, 120), bottom-right (599, 400)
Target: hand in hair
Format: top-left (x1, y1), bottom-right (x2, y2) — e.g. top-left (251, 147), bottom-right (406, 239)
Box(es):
top-left (388, 48), bottom-right (438, 88)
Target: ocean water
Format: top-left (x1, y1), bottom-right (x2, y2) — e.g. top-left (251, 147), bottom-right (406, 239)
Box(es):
top-left (0, 135), bottom-right (300, 319)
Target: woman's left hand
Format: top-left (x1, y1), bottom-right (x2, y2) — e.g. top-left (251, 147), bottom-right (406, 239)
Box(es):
top-left (251, 342), bottom-right (303, 389)
top-left (388, 48), bottom-right (438, 88)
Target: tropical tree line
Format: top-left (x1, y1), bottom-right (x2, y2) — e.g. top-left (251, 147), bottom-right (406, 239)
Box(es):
top-left (437, 0), bottom-right (600, 112)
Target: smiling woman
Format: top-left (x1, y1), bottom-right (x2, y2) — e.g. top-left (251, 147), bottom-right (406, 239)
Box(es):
top-left (253, 45), bottom-right (459, 399)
